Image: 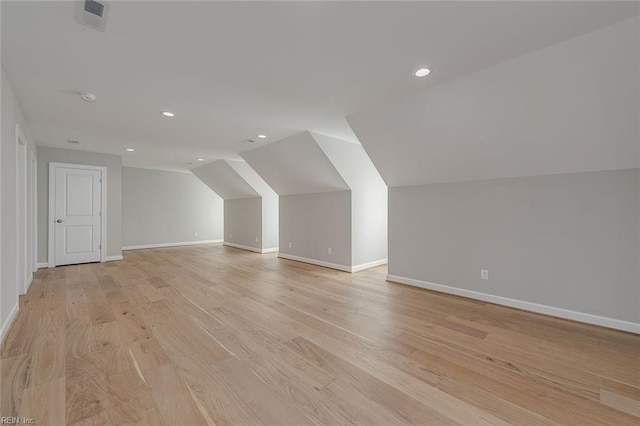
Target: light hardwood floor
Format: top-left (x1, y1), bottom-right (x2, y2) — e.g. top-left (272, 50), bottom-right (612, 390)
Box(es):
top-left (1, 244), bottom-right (639, 425)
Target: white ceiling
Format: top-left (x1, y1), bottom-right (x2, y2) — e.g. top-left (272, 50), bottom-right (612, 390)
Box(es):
top-left (225, 159), bottom-right (278, 199)
top-left (348, 17), bottom-right (640, 187)
top-left (191, 160), bottom-right (259, 199)
top-left (2, 1), bottom-right (638, 171)
top-left (241, 131), bottom-right (349, 195)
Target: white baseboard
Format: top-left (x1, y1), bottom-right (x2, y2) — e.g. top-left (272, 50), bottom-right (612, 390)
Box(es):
top-left (24, 274), bottom-right (33, 294)
top-left (352, 258), bottom-right (388, 273)
top-left (38, 258), bottom-right (123, 267)
top-left (0, 302), bottom-right (19, 346)
top-left (278, 253), bottom-right (352, 273)
top-left (224, 242), bottom-right (279, 254)
top-left (122, 239), bottom-right (224, 251)
top-left (387, 274), bottom-right (640, 334)
top-left (224, 242), bottom-right (261, 253)
top-left (279, 254), bottom-right (388, 273)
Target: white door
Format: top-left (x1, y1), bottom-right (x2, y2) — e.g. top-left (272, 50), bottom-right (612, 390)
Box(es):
top-left (54, 166), bottom-right (102, 266)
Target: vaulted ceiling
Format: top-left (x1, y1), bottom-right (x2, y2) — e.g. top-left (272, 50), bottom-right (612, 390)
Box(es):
top-left (191, 160), bottom-right (260, 200)
top-left (241, 131), bottom-right (350, 195)
top-left (2, 1), bottom-right (637, 171)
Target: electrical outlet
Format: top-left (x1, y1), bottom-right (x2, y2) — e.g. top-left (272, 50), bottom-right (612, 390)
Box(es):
top-left (481, 269), bottom-right (489, 280)
top-left (194, 232), bottom-right (198, 238)
top-left (288, 242), bottom-right (292, 248)
top-left (328, 247), bottom-right (332, 255)
top-left (255, 237), bottom-right (259, 243)
top-left (229, 233), bottom-right (232, 239)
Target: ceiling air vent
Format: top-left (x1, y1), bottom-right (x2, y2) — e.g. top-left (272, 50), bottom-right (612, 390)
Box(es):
top-left (75, 0), bottom-right (109, 32)
top-left (84, 0), bottom-right (104, 17)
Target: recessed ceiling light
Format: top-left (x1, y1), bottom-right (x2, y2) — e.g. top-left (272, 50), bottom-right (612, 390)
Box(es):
top-left (197, 158), bottom-right (204, 161)
top-left (161, 111), bottom-right (175, 117)
top-left (258, 134), bottom-right (267, 139)
top-left (67, 140), bottom-right (80, 145)
top-left (126, 148), bottom-right (135, 152)
top-left (414, 67), bottom-right (431, 77)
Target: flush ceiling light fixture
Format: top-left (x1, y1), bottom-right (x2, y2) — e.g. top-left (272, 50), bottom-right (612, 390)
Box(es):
top-left (161, 111), bottom-right (175, 117)
top-left (414, 67), bottom-right (431, 77)
top-left (126, 148), bottom-right (135, 152)
top-left (258, 134), bottom-right (267, 139)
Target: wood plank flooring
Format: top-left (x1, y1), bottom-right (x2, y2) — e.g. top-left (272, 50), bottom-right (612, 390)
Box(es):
top-left (1, 244), bottom-right (638, 425)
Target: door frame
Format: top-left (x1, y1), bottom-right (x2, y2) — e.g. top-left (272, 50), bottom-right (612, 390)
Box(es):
top-left (48, 162), bottom-right (107, 267)
top-left (15, 124), bottom-right (29, 294)
top-left (30, 151), bottom-right (38, 273)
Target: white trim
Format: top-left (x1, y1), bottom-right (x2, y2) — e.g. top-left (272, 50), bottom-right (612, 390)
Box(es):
top-left (24, 274), bottom-right (33, 294)
top-left (224, 242), bottom-right (279, 254)
top-left (0, 302), bottom-right (19, 346)
top-left (351, 258), bottom-right (388, 273)
top-left (48, 162), bottom-right (107, 267)
top-left (122, 239), bottom-right (223, 251)
top-left (106, 255), bottom-right (123, 262)
top-left (223, 242), bottom-right (261, 253)
top-left (15, 124), bottom-right (29, 294)
top-left (386, 275), bottom-right (640, 335)
top-left (31, 151), bottom-right (38, 274)
top-left (37, 262), bottom-right (49, 269)
top-left (278, 253), bottom-right (352, 273)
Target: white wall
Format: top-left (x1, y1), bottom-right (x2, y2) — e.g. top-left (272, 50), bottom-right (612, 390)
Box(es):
top-left (192, 159), bottom-right (279, 252)
top-left (261, 188), bottom-right (279, 250)
top-left (225, 160), bottom-right (279, 251)
top-left (389, 169), bottom-right (639, 325)
top-left (279, 191), bottom-right (352, 269)
top-left (347, 18), bottom-right (640, 330)
top-left (243, 132), bottom-right (353, 267)
top-left (1, 67), bottom-right (37, 338)
top-left (225, 197), bottom-right (262, 250)
top-left (243, 131), bottom-right (388, 270)
top-left (37, 146), bottom-right (122, 261)
top-left (122, 167), bottom-right (223, 248)
top-left (315, 134), bottom-right (388, 266)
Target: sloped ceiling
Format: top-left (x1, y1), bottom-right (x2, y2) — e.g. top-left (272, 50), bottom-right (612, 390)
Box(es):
top-left (2, 1), bottom-right (637, 171)
top-left (225, 160), bottom-right (277, 199)
top-left (191, 160), bottom-right (259, 200)
top-left (313, 133), bottom-right (386, 191)
top-left (241, 131), bottom-right (349, 195)
top-left (347, 17), bottom-right (640, 188)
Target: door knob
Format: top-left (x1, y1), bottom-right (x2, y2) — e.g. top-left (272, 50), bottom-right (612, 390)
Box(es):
top-left (56, 219), bottom-right (64, 223)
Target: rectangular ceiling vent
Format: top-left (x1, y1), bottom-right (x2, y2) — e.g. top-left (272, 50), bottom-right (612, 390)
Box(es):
top-left (75, 0), bottom-right (109, 32)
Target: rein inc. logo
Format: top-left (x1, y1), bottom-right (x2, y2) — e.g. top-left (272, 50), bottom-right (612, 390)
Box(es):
top-left (0, 418), bottom-right (35, 424)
